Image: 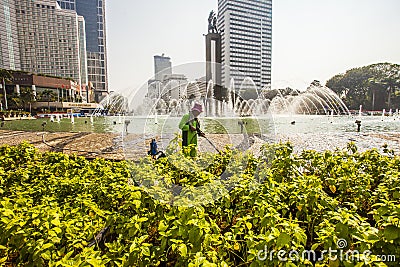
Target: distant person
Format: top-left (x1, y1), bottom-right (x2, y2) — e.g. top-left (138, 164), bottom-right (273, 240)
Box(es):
top-left (179, 103), bottom-right (205, 157)
top-left (148, 139), bottom-right (158, 159)
top-left (147, 138), bottom-right (165, 160)
top-left (124, 120), bottom-right (130, 133)
top-left (355, 120), bottom-right (361, 132)
top-left (238, 120), bottom-right (247, 133)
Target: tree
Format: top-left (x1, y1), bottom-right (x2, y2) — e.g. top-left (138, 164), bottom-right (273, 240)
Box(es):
top-left (9, 93), bottom-right (23, 110)
top-left (326, 63), bottom-right (400, 110)
top-left (20, 87), bottom-right (36, 113)
top-left (40, 89), bottom-right (56, 111)
top-left (0, 69), bottom-right (13, 110)
top-left (309, 80), bottom-right (322, 88)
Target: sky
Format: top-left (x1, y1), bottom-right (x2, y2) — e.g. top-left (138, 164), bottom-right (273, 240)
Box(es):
top-left (106, 0), bottom-right (400, 95)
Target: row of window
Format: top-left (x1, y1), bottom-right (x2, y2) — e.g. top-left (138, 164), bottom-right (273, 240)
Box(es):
top-left (229, 61), bottom-right (271, 70)
top-left (35, 4), bottom-right (56, 10)
top-left (230, 40), bottom-right (272, 49)
top-left (230, 33), bottom-right (270, 44)
top-left (227, 69), bottom-right (263, 77)
top-left (58, 2), bottom-right (75, 10)
top-left (219, 0), bottom-right (271, 15)
top-left (230, 19), bottom-right (272, 30)
top-left (228, 4), bottom-right (270, 18)
top-left (230, 40), bottom-right (262, 49)
top-left (231, 53), bottom-right (262, 61)
top-left (229, 26), bottom-right (272, 37)
top-left (230, 18), bottom-right (272, 30)
top-left (227, 7), bottom-right (270, 19)
top-left (226, 0), bottom-right (271, 9)
top-left (227, 64), bottom-right (272, 71)
top-left (227, 44), bottom-right (272, 54)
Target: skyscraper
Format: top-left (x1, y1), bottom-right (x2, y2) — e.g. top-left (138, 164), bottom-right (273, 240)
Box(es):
top-left (217, 0), bottom-right (272, 90)
top-left (14, 0), bottom-right (86, 85)
top-left (0, 0), bottom-right (20, 70)
top-left (57, 0), bottom-right (108, 101)
top-left (147, 54), bottom-right (173, 99)
top-left (154, 54), bottom-right (172, 82)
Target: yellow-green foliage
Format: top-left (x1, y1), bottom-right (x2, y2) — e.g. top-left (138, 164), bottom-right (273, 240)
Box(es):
top-left (0, 142), bottom-right (399, 266)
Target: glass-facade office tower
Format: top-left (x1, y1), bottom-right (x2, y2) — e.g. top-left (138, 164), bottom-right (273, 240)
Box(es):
top-left (217, 0), bottom-right (272, 90)
top-left (57, 0), bottom-right (108, 101)
top-left (0, 0), bottom-right (20, 70)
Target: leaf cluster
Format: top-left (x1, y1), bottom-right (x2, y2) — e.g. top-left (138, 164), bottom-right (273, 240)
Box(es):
top-left (0, 142), bottom-right (399, 266)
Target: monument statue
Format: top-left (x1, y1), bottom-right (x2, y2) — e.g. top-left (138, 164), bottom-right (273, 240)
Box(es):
top-left (208, 10), bottom-right (218, 33)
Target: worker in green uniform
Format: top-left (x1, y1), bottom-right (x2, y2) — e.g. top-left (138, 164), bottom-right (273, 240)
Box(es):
top-left (179, 103), bottom-right (205, 157)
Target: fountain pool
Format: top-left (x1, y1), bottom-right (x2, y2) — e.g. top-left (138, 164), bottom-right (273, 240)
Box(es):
top-left (2, 114), bottom-right (399, 134)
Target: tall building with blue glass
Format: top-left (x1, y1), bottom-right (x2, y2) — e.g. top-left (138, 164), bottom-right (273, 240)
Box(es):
top-left (0, 0), bottom-right (20, 70)
top-left (57, 0), bottom-right (108, 101)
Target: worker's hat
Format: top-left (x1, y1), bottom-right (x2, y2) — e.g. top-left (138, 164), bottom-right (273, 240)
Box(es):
top-left (192, 103), bottom-right (203, 113)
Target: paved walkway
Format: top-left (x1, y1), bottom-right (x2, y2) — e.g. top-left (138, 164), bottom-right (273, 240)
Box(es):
top-left (0, 130), bottom-right (125, 160)
top-left (0, 130), bottom-right (250, 161)
top-left (0, 130), bottom-right (399, 161)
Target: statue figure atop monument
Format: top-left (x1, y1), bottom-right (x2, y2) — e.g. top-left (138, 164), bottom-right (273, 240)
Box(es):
top-left (208, 10), bottom-right (218, 34)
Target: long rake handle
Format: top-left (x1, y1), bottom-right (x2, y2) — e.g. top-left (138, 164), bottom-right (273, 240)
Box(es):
top-left (203, 136), bottom-right (220, 154)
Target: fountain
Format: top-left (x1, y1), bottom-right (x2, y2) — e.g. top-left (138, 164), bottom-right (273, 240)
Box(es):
top-left (92, 92), bottom-right (129, 117)
top-left (154, 113), bottom-right (158, 124)
top-left (134, 77), bottom-right (349, 118)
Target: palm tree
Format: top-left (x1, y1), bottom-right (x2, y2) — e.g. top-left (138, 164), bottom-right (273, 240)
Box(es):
top-left (20, 87), bottom-right (36, 113)
top-left (40, 89), bottom-right (56, 112)
top-left (0, 69), bottom-right (13, 110)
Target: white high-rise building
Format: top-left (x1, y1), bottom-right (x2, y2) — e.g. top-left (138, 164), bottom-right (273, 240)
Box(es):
top-left (14, 0), bottom-right (86, 85)
top-left (57, 0), bottom-right (109, 102)
top-left (217, 0), bottom-right (272, 91)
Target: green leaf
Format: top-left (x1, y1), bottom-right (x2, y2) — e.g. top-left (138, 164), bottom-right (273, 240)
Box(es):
top-left (86, 258), bottom-right (104, 267)
top-left (276, 233), bottom-right (291, 248)
top-left (245, 222), bottom-right (253, 230)
top-left (311, 243), bottom-right (320, 251)
top-left (141, 246), bottom-right (150, 256)
top-left (42, 243), bottom-right (53, 250)
top-left (158, 220), bottom-right (168, 232)
top-left (178, 244), bottom-right (188, 257)
top-left (51, 216), bottom-right (61, 226)
top-left (384, 225), bottom-right (400, 241)
top-left (335, 223), bottom-right (349, 236)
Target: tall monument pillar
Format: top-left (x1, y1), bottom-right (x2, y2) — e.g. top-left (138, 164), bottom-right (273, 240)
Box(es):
top-left (205, 11), bottom-right (223, 101)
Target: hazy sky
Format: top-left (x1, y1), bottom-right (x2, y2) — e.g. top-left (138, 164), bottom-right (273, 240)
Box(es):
top-left (106, 0), bottom-right (400, 94)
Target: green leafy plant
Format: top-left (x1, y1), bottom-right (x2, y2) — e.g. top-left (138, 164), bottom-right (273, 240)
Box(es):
top-left (0, 142), bottom-right (399, 266)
